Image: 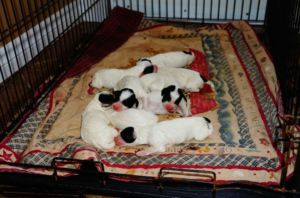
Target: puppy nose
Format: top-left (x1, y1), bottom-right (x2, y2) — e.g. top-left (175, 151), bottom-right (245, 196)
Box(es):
top-left (112, 103), bottom-right (122, 112)
top-left (153, 65), bottom-right (158, 73)
top-left (114, 136), bottom-right (125, 146)
top-left (164, 103), bottom-right (175, 112)
top-left (87, 82), bottom-right (95, 95)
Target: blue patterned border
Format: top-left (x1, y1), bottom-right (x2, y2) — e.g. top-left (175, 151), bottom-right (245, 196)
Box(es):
top-left (226, 26), bottom-right (279, 142)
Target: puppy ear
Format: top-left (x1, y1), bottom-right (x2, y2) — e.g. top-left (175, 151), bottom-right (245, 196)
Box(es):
top-left (182, 50), bottom-right (192, 55)
top-left (200, 74), bottom-right (208, 82)
top-left (113, 90), bottom-right (122, 100)
top-left (98, 93), bottom-right (115, 104)
top-left (161, 85), bottom-right (176, 102)
top-left (177, 88), bottom-right (187, 102)
top-left (122, 91), bottom-right (139, 108)
top-left (142, 65), bottom-right (156, 75)
top-left (203, 117), bottom-right (211, 123)
top-left (161, 85), bottom-right (176, 96)
top-left (140, 58), bottom-right (152, 63)
top-left (120, 127), bottom-right (136, 143)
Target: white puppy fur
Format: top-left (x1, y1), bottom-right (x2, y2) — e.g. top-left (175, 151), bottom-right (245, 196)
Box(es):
top-left (109, 109), bottom-right (158, 130)
top-left (115, 117), bottom-right (213, 156)
top-left (91, 65), bottom-right (153, 89)
top-left (141, 67), bottom-right (206, 92)
top-left (158, 67), bottom-right (206, 92)
top-left (137, 51), bottom-right (195, 68)
top-left (140, 72), bottom-right (178, 92)
top-left (81, 93), bottom-right (118, 149)
top-left (144, 86), bottom-right (191, 117)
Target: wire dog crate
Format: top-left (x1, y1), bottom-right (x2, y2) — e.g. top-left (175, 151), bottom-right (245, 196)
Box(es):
top-left (0, 0), bottom-right (299, 197)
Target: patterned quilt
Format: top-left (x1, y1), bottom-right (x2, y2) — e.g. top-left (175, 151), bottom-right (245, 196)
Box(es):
top-left (0, 20), bottom-right (296, 184)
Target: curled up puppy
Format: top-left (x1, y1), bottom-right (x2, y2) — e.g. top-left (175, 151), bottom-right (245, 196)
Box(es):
top-left (144, 85), bottom-right (191, 117)
top-left (81, 92), bottom-right (158, 149)
top-left (114, 116), bottom-right (213, 156)
top-left (81, 92), bottom-right (118, 150)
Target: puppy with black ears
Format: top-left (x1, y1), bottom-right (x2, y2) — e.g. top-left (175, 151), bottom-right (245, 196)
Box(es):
top-left (97, 88), bottom-right (140, 112)
top-left (144, 85), bottom-right (191, 117)
top-left (98, 83), bottom-right (190, 116)
top-left (113, 76), bottom-right (148, 111)
top-left (114, 116), bottom-right (213, 156)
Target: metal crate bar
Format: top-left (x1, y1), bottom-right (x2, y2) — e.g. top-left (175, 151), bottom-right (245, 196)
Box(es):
top-left (110, 0), bottom-right (268, 25)
top-left (0, 0), bottom-right (110, 137)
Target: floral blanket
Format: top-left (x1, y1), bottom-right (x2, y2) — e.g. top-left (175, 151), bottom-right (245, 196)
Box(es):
top-left (0, 20), bottom-right (296, 184)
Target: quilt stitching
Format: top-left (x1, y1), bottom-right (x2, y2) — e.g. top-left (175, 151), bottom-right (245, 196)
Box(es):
top-left (226, 26), bottom-right (279, 142)
top-left (202, 35), bottom-right (255, 148)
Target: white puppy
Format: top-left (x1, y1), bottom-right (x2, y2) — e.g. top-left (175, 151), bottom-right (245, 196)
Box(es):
top-left (145, 85), bottom-right (191, 117)
top-left (109, 109), bottom-right (158, 130)
top-left (137, 51), bottom-right (195, 68)
top-left (158, 67), bottom-right (208, 92)
top-left (91, 65), bottom-right (157, 89)
top-left (141, 67), bottom-right (208, 92)
top-left (81, 93), bottom-right (118, 149)
top-left (115, 117), bottom-right (213, 156)
top-left (140, 72), bottom-right (178, 92)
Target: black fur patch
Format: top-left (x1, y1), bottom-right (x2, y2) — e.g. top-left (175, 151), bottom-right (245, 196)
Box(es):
top-left (183, 50), bottom-right (192, 55)
top-left (161, 85), bottom-right (176, 102)
top-left (98, 93), bottom-right (115, 105)
top-left (120, 127), bottom-right (136, 143)
top-left (142, 65), bottom-right (156, 75)
top-left (174, 88), bottom-right (187, 105)
top-left (139, 58), bottom-right (152, 63)
top-left (122, 94), bottom-right (139, 108)
top-left (114, 88), bottom-right (139, 108)
top-left (200, 74), bottom-right (208, 82)
top-left (203, 117), bottom-right (211, 123)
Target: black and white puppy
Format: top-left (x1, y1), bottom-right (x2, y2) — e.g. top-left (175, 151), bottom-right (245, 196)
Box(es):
top-left (99, 83), bottom-right (189, 116)
top-left (114, 116), bottom-right (213, 156)
top-left (144, 85), bottom-right (190, 117)
top-left (113, 76), bottom-right (148, 111)
top-left (137, 51), bottom-right (195, 68)
top-left (98, 88), bottom-right (139, 112)
top-left (81, 93), bottom-right (118, 149)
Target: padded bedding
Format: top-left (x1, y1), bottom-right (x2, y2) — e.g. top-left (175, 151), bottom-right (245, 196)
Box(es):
top-left (0, 18), bottom-right (296, 184)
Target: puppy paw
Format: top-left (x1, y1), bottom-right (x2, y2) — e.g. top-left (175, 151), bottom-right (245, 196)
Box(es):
top-left (136, 149), bottom-right (151, 156)
top-left (136, 147), bottom-right (164, 156)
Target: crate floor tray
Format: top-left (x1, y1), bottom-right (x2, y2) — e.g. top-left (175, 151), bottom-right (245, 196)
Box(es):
top-left (0, 20), bottom-right (295, 185)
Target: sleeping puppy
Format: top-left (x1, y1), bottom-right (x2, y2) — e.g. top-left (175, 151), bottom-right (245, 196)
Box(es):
top-left (113, 76), bottom-right (148, 111)
top-left (81, 93), bottom-right (118, 149)
top-left (137, 51), bottom-right (195, 68)
top-left (145, 85), bottom-right (190, 117)
top-left (91, 64), bottom-right (158, 89)
top-left (141, 68), bottom-right (210, 92)
top-left (98, 84), bottom-right (189, 116)
top-left (157, 67), bottom-right (209, 92)
top-left (111, 83), bottom-right (190, 116)
top-left (140, 72), bottom-right (177, 92)
top-left (98, 88), bottom-right (140, 112)
top-left (109, 109), bottom-right (158, 130)
top-left (114, 117), bottom-right (213, 156)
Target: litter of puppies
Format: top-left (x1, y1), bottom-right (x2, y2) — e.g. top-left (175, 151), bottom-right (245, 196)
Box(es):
top-left (81, 50), bottom-right (215, 154)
